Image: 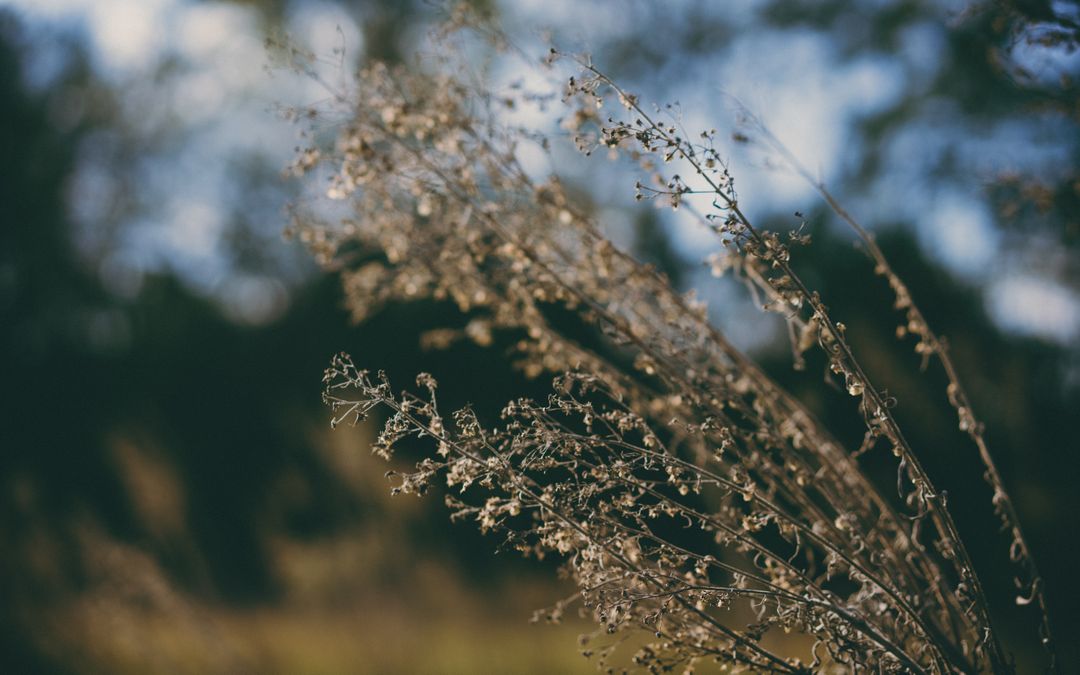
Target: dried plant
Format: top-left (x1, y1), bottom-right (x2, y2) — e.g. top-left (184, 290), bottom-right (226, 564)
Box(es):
top-left (282, 13), bottom-right (1054, 673)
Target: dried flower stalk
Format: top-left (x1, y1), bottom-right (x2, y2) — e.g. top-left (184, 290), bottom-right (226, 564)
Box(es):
top-left (284, 19), bottom-right (1054, 673)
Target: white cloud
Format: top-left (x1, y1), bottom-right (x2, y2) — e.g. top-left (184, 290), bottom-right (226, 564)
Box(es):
top-left (165, 199), bottom-right (224, 259)
top-left (922, 194), bottom-right (1000, 278)
top-left (175, 2), bottom-right (251, 62)
top-left (87, 0), bottom-right (168, 71)
top-left (988, 276), bottom-right (1080, 342)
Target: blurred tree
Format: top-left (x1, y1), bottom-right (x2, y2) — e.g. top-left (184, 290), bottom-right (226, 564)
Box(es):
top-left (0, 10), bottom-right (561, 670)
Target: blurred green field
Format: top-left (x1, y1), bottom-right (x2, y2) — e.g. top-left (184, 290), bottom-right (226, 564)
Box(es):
top-left (40, 602), bottom-right (593, 674)
top-left (12, 428), bottom-right (600, 674)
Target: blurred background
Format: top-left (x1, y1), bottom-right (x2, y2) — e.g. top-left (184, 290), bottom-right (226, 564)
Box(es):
top-left (1, 0), bottom-right (1077, 672)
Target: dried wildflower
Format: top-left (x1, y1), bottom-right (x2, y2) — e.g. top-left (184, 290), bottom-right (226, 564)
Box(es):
top-left (288, 14), bottom-right (1054, 674)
